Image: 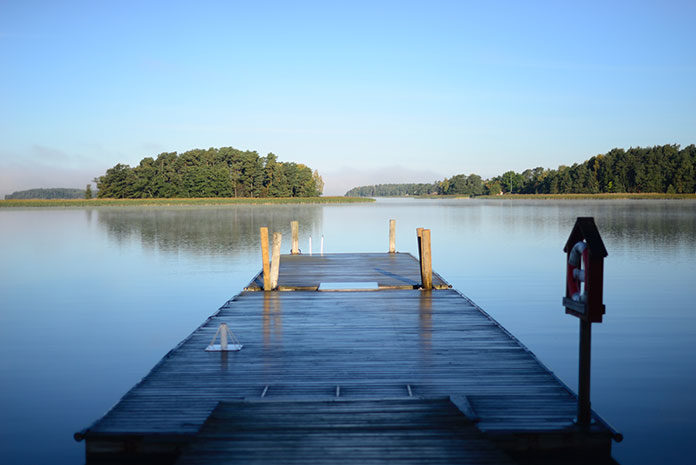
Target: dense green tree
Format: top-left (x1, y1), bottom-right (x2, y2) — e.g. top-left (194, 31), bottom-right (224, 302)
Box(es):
top-left (345, 144), bottom-right (695, 197)
top-left (85, 184), bottom-right (92, 199)
top-left (95, 147), bottom-right (324, 198)
top-left (345, 183), bottom-right (437, 197)
top-left (437, 173), bottom-right (484, 195)
top-left (485, 180), bottom-right (502, 195)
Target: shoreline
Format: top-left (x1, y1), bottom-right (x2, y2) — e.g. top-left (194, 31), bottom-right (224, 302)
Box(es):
top-left (0, 196), bottom-right (374, 208)
top-left (401, 193), bottom-right (696, 200)
top-left (475, 193), bottom-right (696, 200)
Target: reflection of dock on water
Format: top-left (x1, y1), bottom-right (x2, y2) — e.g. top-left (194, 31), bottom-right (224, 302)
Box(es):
top-left (76, 221), bottom-right (622, 464)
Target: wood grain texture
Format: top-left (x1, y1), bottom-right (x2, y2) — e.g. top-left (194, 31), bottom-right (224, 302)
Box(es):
top-left (389, 219), bottom-right (396, 253)
top-left (260, 227), bottom-right (270, 291)
top-left (175, 398), bottom-right (515, 465)
top-left (80, 253), bottom-right (617, 463)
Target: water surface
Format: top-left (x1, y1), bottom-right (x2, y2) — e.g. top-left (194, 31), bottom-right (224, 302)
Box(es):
top-left (1, 199), bottom-right (694, 464)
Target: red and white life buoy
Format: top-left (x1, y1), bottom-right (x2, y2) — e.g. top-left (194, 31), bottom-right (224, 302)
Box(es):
top-left (567, 241), bottom-right (589, 302)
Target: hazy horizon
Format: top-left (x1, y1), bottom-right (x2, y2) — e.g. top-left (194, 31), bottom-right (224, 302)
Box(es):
top-left (2, 1), bottom-right (694, 197)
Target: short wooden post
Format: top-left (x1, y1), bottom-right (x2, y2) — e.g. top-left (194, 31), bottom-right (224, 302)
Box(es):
top-left (260, 227), bottom-right (271, 291)
top-left (389, 219), bottom-right (396, 253)
top-left (421, 229), bottom-right (433, 290)
top-left (291, 220), bottom-right (299, 254)
top-left (270, 232), bottom-right (282, 290)
top-left (416, 228), bottom-right (424, 286)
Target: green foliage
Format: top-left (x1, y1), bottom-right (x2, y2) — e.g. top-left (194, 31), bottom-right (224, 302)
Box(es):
top-left (345, 183), bottom-right (437, 197)
top-left (513, 144), bottom-right (696, 194)
top-left (4, 188), bottom-right (85, 199)
top-left (485, 180), bottom-right (502, 196)
top-left (437, 174), bottom-right (483, 195)
top-left (85, 184), bottom-right (93, 199)
top-left (95, 147), bottom-right (324, 199)
top-left (346, 144), bottom-right (696, 197)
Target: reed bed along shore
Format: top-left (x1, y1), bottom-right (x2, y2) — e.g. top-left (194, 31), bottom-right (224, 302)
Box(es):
top-left (0, 196), bottom-right (375, 208)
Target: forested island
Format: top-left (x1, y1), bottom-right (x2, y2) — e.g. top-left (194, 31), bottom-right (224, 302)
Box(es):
top-left (96, 147), bottom-right (324, 198)
top-left (345, 144), bottom-right (696, 197)
top-left (4, 188), bottom-right (86, 200)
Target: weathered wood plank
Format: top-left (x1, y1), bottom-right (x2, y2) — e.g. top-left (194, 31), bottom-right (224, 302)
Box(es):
top-left (80, 253), bottom-right (618, 464)
top-left (245, 253), bottom-right (450, 290)
top-left (175, 398), bottom-right (516, 465)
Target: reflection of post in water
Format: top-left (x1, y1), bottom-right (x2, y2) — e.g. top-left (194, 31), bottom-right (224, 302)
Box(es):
top-left (419, 291), bottom-right (432, 350)
top-left (220, 351), bottom-right (228, 371)
top-left (263, 292), bottom-right (283, 349)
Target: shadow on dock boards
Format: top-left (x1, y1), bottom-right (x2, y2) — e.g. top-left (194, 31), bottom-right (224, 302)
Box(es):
top-left (76, 252), bottom-right (622, 465)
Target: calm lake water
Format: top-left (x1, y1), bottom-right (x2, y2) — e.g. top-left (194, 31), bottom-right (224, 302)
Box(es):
top-left (1, 198), bottom-right (695, 464)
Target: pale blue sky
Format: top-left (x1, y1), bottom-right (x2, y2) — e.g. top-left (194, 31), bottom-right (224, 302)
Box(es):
top-left (1, 0), bottom-right (694, 195)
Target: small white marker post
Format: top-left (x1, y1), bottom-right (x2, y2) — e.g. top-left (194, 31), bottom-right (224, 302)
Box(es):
top-left (320, 235), bottom-right (324, 255)
top-left (309, 236), bottom-right (312, 256)
top-left (205, 323), bottom-right (243, 351)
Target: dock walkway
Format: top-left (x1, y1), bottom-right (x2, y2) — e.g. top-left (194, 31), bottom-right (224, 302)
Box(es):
top-left (78, 252), bottom-right (620, 464)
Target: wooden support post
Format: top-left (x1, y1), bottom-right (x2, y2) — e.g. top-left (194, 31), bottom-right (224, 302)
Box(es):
top-left (577, 318), bottom-right (592, 426)
top-left (389, 219), bottom-right (396, 253)
top-left (416, 228), bottom-right (424, 286)
top-left (291, 221), bottom-right (299, 254)
top-left (270, 232), bottom-right (282, 290)
top-left (260, 227), bottom-right (271, 291)
top-left (422, 229), bottom-right (433, 290)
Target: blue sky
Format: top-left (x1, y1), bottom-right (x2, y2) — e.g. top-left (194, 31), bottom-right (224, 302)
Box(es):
top-left (1, 0), bottom-right (694, 195)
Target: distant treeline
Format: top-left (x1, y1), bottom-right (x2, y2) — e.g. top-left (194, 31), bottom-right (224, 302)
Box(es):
top-left (345, 144), bottom-right (696, 197)
top-left (4, 188), bottom-right (85, 200)
top-left (97, 147), bottom-right (324, 198)
top-left (345, 183), bottom-right (437, 197)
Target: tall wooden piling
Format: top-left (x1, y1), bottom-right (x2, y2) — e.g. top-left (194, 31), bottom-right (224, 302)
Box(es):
top-left (270, 232), bottom-right (282, 290)
top-left (291, 221), bottom-right (299, 254)
top-left (421, 229), bottom-right (433, 290)
top-left (389, 219), bottom-right (396, 253)
top-left (416, 228), bottom-right (424, 286)
top-left (260, 227), bottom-right (271, 291)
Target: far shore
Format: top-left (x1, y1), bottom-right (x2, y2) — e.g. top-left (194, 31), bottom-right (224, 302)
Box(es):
top-left (413, 193), bottom-right (696, 200)
top-left (0, 197), bottom-right (374, 208)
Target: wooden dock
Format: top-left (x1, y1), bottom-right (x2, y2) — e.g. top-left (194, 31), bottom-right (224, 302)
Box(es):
top-left (77, 252), bottom-right (621, 464)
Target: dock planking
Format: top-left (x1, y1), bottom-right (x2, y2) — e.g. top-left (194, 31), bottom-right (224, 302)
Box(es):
top-left (245, 253), bottom-right (451, 290)
top-left (175, 398), bottom-right (517, 465)
top-left (78, 253), bottom-right (620, 464)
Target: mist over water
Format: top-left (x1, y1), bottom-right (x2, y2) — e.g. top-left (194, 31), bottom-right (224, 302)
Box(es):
top-left (1, 199), bottom-right (694, 464)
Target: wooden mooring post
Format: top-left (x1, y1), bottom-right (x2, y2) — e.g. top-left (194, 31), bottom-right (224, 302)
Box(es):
top-left (421, 229), bottom-right (433, 290)
top-left (291, 221), bottom-right (300, 254)
top-left (416, 228), bottom-right (424, 285)
top-left (416, 228), bottom-right (433, 290)
top-left (260, 227), bottom-right (271, 291)
top-left (270, 232), bottom-right (282, 290)
top-left (261, 228), bottom-right (282, 291)
top-left (389, 219), bottom-right (396, 253)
